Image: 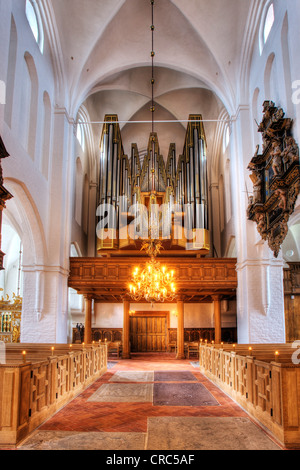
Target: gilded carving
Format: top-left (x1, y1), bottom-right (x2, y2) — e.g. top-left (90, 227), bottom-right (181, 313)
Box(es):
top-left (0, 291), bottom-right (22, 343)
top-left (247, 102), bottom-right (300, 258)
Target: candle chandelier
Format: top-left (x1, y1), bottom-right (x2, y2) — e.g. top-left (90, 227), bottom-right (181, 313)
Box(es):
top-left (128, 0), bottom-right (176, 303)
top-left (129, 240), bottom-right (176, 302)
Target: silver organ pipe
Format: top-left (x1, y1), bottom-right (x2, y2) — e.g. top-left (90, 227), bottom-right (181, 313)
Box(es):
top-left (97, 114), bottom-right (209, 253)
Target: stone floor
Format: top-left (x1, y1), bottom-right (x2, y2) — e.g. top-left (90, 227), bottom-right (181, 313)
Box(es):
top-left (18, 353), bottom-right (283, 451)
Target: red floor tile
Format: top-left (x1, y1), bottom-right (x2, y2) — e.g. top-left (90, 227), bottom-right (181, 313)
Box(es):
top-left (40, 353), bottom-right (247, 434)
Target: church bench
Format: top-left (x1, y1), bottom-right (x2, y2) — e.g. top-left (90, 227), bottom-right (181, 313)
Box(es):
top-left (107, 341), bottom-right (122, 358)
top-left (186, 342), bottom-right (199, 359)
top-left (0, 343), bottom-right (107, 447)
top-left (199, 343), bottom-right (300, 449)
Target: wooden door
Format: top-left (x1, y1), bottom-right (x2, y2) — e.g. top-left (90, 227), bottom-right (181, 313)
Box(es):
top-left (130, 314), bottom-right (167, 352)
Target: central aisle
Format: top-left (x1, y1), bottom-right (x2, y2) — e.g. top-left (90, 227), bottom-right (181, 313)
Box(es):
top-left (18, 353), bottom-right (282, 450)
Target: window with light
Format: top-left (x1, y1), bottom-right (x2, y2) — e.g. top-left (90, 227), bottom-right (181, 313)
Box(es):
top-left (25, 0), bottom-right (44, 53)
top-left (76, 121), bottom-right (85, 150)
top-left (264, 4), bottom-right (275, 44)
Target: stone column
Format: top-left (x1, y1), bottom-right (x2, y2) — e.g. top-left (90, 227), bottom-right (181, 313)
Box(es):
top-left (231, 106), bottom-right (286, 343)
top-left (212, 295), bottom-right (222, 344)
top-left (84, 294), bottom-right (93, 344)
top-left (176, 298), bottom-right (185, 359)
top-left (122, 299), bottom-right (131, 359)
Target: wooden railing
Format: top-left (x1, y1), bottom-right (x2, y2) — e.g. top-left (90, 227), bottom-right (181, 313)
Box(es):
top-left (199, 343), bottom-right (300, 449)
top-left (68, 257), bottom-right (237, 303)
top-left (0, 343), bottom-right (107, 447)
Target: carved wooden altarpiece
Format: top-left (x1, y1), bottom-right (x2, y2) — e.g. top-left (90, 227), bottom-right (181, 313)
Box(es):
top-left (247, 101), bottom-right (300, 257)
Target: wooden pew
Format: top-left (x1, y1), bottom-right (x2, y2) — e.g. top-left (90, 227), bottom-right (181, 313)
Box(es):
top-left (0, 343), bottom-right (108, 447)
top-left (186, 342), bottom-right (199, 359)
top-left (107, 341), bottom-right (122, 358)
top-left (198, 342), bottom-right (300, 449)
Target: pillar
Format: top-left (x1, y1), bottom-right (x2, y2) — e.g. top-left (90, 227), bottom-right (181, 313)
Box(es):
top-left (231, 106), bottom-right (286, 343)
top-left (212, 295), bottom-right (222, 344)
top-left (122, 299), bottom-right (131, 359)
top-left (176, 298), bottom-right (185, 359)
top-left (84, 294), bottom-right (93, 344)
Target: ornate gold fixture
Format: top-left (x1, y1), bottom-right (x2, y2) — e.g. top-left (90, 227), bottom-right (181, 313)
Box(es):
top-left (247, 101), bottom-right (300, 257)
top-left (0, 290), bottom-right (22, 343)
top-left (129, 239), bottom-right (176, 302)
top-left (128, 3), bottom-right (177, 303)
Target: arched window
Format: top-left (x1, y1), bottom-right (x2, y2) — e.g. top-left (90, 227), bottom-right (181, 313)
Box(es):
top-left (76, 121), bottom-right (85, 150)
top-left (264, 4), bottom-right (274, 44)
top-left (223, 125), bottom-right (230, 153)
top-left (25, 0), bottom-right (44, 53)
top-left (260, 3), bottom-right (274, 54)
top-left (75, 157), bottom-right (83, 225)
top-left (0, 219), bottom-right (23, 299)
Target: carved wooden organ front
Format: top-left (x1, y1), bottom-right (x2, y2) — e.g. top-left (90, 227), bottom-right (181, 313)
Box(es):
top-left (97, 115), bottom-right (210, 255)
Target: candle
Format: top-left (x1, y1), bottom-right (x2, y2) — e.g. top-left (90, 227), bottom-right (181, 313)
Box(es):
top-left (69, 344), bottom-right (72, 348)
top-left (248, 346), bottom-right (252, 356)
top-left (275, 351), bottom-right (279, 362)
top-left (51, 346), bottom-right (55, 355)
top-left (22, 351), bottom-right (27, 363)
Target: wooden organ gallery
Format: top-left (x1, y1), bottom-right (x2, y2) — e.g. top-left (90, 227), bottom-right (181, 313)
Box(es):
top-left (69, 115), bottom-right (238, 358)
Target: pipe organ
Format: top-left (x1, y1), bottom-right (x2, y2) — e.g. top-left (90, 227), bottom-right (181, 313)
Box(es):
top-left (97, 115), bottom-right (210, 254)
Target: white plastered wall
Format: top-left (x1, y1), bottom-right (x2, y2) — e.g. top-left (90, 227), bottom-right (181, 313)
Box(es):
top-left (0, 0), bottom-right (76, 343)
top-left (229, 0), bottom-right (300, 343)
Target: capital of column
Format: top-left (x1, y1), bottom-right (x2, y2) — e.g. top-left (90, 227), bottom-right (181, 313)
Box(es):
top-left (211, 295), bottom-right (222, 302)
top-left (83, 293), bottom-right (94, 302)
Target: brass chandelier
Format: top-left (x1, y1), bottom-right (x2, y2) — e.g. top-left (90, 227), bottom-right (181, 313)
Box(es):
top-left (129, 240), bottom-right (176, 302)
top-left (128, 1), bottom-right (176, 303)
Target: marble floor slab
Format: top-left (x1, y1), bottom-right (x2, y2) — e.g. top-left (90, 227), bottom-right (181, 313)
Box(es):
top-left (153, 382), bottom-right (219, 406)
top-left (154, 370), bottom-right (197, 382)
top-left (87, 383), bottom-right (154, 403)
top-left (146, 416), bottom-right (281, 450)
top-left (109, 371), bottom-right (154, 382)
top-left (19, 430), bottom-right (146, 451)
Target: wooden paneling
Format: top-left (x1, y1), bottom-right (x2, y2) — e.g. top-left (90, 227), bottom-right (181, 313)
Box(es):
top-left (68, 257), bottom-right (237, 302)
top-left (169, 327), bottom-right (237, 343)
top-left (1, 370), bottom-right (14, 427)
top-left (284, 263), bottom-right (300, 342)
top-left (130, 312), bottom-right (168, 352)
top-left (284, 295), bottom-right (300, 342)
top-left (72, 327), bottom-right (122, 344)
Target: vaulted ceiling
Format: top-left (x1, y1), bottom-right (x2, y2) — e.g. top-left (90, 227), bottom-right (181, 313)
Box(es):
top-left (50, 0), bottom-right (257, 164)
